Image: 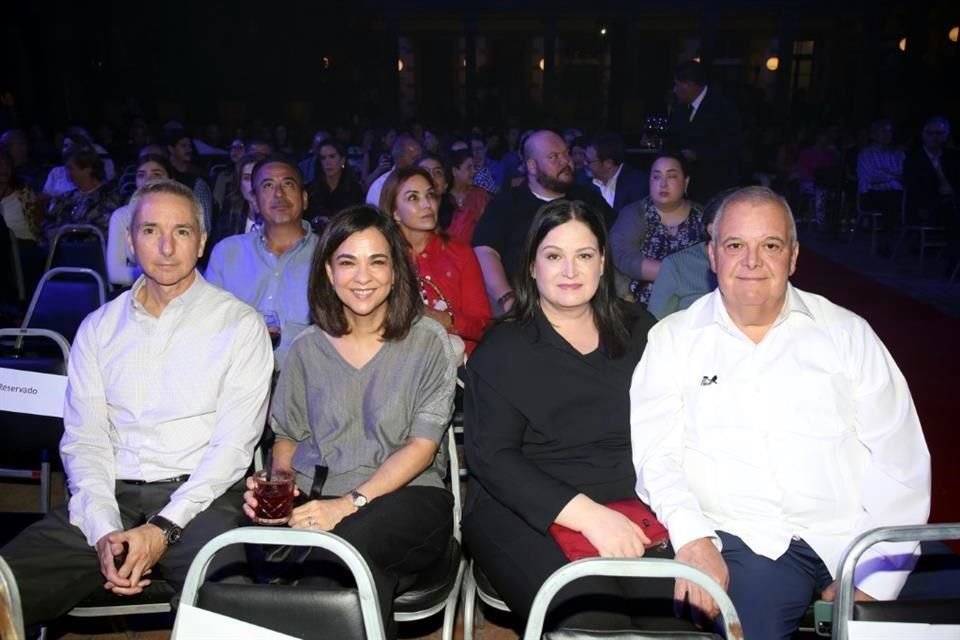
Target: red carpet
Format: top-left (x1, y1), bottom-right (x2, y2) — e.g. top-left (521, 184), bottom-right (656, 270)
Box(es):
top-left (792, 250), bottom-right (960, 529)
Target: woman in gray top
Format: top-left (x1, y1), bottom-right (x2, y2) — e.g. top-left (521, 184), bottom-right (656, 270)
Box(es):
top-left (243, 205), bottom-right (458, 633)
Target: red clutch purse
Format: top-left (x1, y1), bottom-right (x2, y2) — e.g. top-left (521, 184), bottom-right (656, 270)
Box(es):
top-left (549, 498), bottom-right (669, 561)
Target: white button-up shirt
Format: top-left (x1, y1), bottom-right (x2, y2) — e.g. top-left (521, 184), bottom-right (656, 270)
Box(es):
top-left (630, 284), bottom-right (930, 600)
top-left (592, 163), bottom-right (624, 208)
top-left (60, 272), bottom-right (274, 546)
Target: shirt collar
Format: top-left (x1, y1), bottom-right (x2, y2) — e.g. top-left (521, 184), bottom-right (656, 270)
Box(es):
top-left (129, 270), bottom-right (208, 317)
top-left (256, 220), bottom-right (313, 250)
top-left (691, 283), bottom-right (814, 332)
top-left (691, 85), bottom-right (708, 112)
top-left (592, 162), bottom-right (624, 189)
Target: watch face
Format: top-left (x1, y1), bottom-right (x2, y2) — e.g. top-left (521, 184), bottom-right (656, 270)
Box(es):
top-left (352, 491), bottom-right (368, 508)
top-left (168, 526), bottom-right (183, 545)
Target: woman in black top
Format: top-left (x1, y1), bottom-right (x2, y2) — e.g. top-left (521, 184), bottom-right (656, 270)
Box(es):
top-left (305, 139), bottom-right (364, 231)
top-left (463, 199), bottom-right (689, 631)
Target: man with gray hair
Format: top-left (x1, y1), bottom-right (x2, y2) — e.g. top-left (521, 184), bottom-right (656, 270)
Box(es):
top-left (1, 179), bottom-right (274, 627)
top-left (365, 133), bottom-right (423, 207)
top-left (630, 186), bottom-right (930, 638)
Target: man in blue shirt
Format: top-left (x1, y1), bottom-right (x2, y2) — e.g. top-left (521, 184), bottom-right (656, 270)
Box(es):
top-left (206, 155), bottom-right (318, 368)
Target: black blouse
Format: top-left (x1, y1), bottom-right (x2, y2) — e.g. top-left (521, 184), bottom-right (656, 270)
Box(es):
top-left (464, 307), bottom-right (656, 534)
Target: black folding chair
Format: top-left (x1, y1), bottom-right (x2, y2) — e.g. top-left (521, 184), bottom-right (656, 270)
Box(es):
top-left (44, 224), bottom-right (111, 292)
top-left (21, 267), bottom-right (106, 344)
top-left (174, 528), bottom-right (386, 640)
top-left (0, 328), bottom-right (71, 516)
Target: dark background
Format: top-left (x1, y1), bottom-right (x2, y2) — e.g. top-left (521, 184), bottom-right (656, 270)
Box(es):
top-left (1, 0), bottom-right (958, 148)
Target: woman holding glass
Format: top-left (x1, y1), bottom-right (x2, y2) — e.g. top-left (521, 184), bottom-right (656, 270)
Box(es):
top-left (243, 205), bottom-right (457, 633)
top-left (609, 153), bottom-right (705, 305)
top-left (380, 166), bottom-right (491, 355)
top-left (463, 199), bottom-right (693, 631)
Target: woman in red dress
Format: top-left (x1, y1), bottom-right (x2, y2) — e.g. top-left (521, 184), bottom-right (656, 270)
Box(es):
top-left (380, 166), bottom-right (492, 355)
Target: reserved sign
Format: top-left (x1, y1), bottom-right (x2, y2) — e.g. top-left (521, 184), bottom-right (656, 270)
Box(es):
top-left (0, 367), bottom-right (67, 418)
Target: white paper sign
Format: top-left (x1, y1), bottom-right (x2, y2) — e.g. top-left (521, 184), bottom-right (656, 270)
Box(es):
top-left (173, 604), bottom-right (301, 640)
top-left (849, 620), bottom-right (960, 639)
top-left (0, 367), bottom-right (67, 418)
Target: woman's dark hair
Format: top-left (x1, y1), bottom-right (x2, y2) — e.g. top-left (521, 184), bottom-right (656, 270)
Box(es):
top-left (508, 199), bottom-right (631, 358)
top-left (379, 165), bottom-right (448, 243)
top-left (66, 148), bottom-right (105, 181)
top-left (378, 165), bottom-right (436, 216)
top-left (308, 205), bottom-right (422, 341)
top-left (417, 152), bottom-right (450, 192)
top-left (0, 149), bottom-right (25, 191)
top-left (312, 138), bottom-right (354, 191)
top-left (137, 154), bottom-right (174, 177)
top-left (449, 148), bottom-right (473, 174)
top-left (227, 152), bottom-right (266, 214)
top-left (651, 151), bottom-right (690, 178)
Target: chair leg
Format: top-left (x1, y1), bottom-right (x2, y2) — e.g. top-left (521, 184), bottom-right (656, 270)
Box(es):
top-left (462, 566), bottom-right (477, 640)
top-left (919, 230), bottom-right (926, 272)
top-left (40, 460), bottom-right (51, 514)
top-left (892, 229), bottom-right (908, 260)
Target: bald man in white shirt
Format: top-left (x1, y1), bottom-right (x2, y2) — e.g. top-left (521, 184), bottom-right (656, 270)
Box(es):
top-left (1, 180), bottom-right (274, 628)
top-left (630, 186), bottom-right (931, 639)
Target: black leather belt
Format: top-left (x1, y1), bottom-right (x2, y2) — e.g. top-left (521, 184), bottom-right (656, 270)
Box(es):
top-left (121, 474), bottom-right (190, 485)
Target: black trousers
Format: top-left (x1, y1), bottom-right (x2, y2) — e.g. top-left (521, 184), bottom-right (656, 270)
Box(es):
top-left (0, 480), bottom-right (247, 627)
top-left (463, 491), bottom-right (695, 632)
top-left (255, 485), bottom-right (453, 626)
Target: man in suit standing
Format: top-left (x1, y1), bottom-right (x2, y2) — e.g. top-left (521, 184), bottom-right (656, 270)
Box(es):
top-left (903, 116), bottom-right (960, 270)
top-left (666, 60), bottom-right (742, 204)
top-left (586, 132), bottom-right (649, 213)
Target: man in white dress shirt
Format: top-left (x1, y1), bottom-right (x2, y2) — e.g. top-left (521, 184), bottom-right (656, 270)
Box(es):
top-left (1, 179), bottom-right (274, 627)
top-left (630, 186), bottom-right (931, 639)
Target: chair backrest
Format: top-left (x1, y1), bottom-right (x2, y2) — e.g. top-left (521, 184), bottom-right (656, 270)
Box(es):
top-left (45, 224), bottom-right (110, 287)
top-left (0, 328), bottom-right (70, 506)
top-left (833, 523), bottom-right (960, 640)
top-left (22, 267), bottom-right (106, 344)
top-left (0, 555), bottom-right (25, 640)
top-left (522, 558), bottom-right (743, 640)
top-left (175, 528), bottom-right (386, 640)
top-left (6, 227), bottom-right (26, 302)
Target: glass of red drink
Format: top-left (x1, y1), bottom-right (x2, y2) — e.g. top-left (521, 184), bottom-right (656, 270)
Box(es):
top-left (252, 469), bottom-right (295, 525)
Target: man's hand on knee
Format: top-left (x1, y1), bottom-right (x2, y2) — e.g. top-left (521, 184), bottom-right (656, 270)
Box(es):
top-left (99, 525), bottom-right (167, 595)
top-left (96, 531), bottom-right (134, 592)
top-left (673, 537), bottom-right (729, 624)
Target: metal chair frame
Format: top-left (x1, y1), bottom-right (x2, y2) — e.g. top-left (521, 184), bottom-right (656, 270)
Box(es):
top-left (0, 552), bottom-right (26, 640)
top-left (892, 190), bottom-right (948, 272)
top-left (392, 428), bottom-right (465, 640)
top-left (43, 224), bottom-right (109, 276)
top-left (833, 523), bottom-right (960, 640)
top-left (523, 557), bottom-right (743, 640)
top-left (174, 527), bottom-right (386, 640)
top-left (21, 267), bottom-right (107, 340)
top-left (0, 328), bottom-right (71, 514)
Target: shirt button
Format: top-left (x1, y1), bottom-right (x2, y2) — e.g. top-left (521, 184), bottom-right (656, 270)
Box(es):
top-left (274, 272), bottom-right (280, 277)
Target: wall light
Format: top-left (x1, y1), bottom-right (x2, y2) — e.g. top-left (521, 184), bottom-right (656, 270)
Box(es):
top-left (600, 27), bottom-right (607, 36)
top-left (692, 56), bottom-right (701, 63)
top-left (765, 56), bottom-right (780, 71)
top-left (898, 37), bottom-right (907, 52)
top-left (538, 57), bottom-right (545, 71)
top-left (949, 26), bottom-right (959, 43)
top-left (397, 58), bottom-right (404, 72)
